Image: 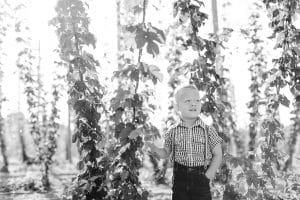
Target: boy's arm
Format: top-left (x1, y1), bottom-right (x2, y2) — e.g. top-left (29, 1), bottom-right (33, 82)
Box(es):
top-left (145, 142), bottom-right (172, 159)
top-left (205, 143), bottom-right (222, 179)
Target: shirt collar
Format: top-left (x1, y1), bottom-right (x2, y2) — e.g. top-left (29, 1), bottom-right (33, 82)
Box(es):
top-left (176, 117), bottom-right (206, 129)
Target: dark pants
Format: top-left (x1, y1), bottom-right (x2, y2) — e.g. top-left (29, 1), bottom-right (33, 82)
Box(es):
top-left (172, 162), bottom-right (212, 200)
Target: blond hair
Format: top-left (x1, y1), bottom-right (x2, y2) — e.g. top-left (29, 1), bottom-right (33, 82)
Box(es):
top-left (174, 85), bottom-right (198, 103)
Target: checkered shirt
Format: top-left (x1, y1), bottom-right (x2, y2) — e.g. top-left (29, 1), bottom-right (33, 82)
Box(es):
top-left (164, 118), bottom-right (222, 167)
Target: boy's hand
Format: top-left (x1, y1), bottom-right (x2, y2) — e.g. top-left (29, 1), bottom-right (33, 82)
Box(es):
top-left (144, 141), bottom-right (156, 153)
top-left (144, 142), bottom-right (160, 158)
top-left (205, 170), bottom-right (215, 180)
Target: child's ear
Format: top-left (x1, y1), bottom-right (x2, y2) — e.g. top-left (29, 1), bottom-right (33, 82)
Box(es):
top-left (174, 102), bottom-right (179, 113)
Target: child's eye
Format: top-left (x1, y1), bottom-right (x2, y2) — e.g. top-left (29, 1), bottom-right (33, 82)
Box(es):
top-left (185, 100), bottom-right (191, 103)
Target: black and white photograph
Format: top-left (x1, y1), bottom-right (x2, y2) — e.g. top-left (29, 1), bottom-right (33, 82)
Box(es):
top-left (0, 0), bottom-right (299, 199)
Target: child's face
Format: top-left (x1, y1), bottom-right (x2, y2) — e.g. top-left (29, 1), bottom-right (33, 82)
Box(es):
top-left (176, 89), bottom-right (201, 120)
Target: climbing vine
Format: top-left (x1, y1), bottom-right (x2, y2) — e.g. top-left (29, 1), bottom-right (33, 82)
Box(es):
top-left (40, 73), bottom-right (63, 188)
top-left (107, 0), bottom-right (164, 199)
top-left (0, 0), bottom-right (12, 173)
top-left (284, 96), bottom-right (300, 171)
top-left (262, 0), bottom-right (300, 171)
top-left (50, 0), bottom-right (107, 198)
top-left (15, 14), bottom-right (42, 164)
top-left (220, 1), bottom-right (300, 199)
top-left (241, 2), bottom-right (268, 160)
top-left (15, 5), bottom-right (63, 188)
top-left (262, 0), bottom-right (299, 171)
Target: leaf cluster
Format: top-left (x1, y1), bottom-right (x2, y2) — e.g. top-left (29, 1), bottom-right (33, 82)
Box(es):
top-left (51, 0), bottom-right (108, 199)
top-left (173, 0), bottom-right (208, 32)
top-left (106, 1), bottom-right (167, 199)
top-left (126, 23), bottom-right (165, 57)
top-left (222, 154), bottom-right (300, 200)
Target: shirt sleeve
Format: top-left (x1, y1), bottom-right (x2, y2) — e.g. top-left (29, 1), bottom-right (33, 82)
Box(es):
top-left (163, 128), bottom-right (173, 149)
top-left (208, 126), bottom-right (222, 151)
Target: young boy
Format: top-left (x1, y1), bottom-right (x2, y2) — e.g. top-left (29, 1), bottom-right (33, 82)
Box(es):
top-left (145, 85), bottom-right (223, 200)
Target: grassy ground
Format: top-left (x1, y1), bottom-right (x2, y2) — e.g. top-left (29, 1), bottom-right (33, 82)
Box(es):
top-left (0, 162), bottom-right (175, 200)
top-left (0, 161), bottom-right (75, 200)
top-left (0, 157), bottom-right (299, 200)
top-left (0, 160), bottom-right (219, 200)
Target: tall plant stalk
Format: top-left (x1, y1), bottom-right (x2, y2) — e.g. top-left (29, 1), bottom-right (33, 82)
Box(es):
top-left (51, 0), bottom-right (108, 198)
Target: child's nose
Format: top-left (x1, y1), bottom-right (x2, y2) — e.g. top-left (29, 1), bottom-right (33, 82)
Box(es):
top-left (191, 101), bottom-right (197, 106)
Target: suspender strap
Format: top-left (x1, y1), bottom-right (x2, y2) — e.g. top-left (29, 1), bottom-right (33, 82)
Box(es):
top-left (172, 130), bottom-right (175, 163)
top-left (204, 125), bottom-right (209, 169)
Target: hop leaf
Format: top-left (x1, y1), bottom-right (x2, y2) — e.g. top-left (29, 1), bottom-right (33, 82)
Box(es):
top-left (292, 47), bottom-right (300, 56)
top-left (245, 169), bottom-right (259, 187)
top-left (141, 191), bottom-right (149, 200)
top-left (72, 132), bottom-right (78, 143)
top-left (74, 80), bottom-right (86, 92)
top-left (115, 123), bottom-right (125, 138)
top-left (135, 29), bottom-right (147, 49)
top-left (278, 94), bottom-right (290, 107)
top-left (119, 123), bottom-right (135, 145)
top-left (147, 24), bottom-right (166, 44)
top-left (73, 99), bottom-right (91, 114)
top-left (123, 29), bottom-right (137, 49)
top-left (124, 0), bottom-right (140, 12)
top-left (146, 41), bottom-right (159, 57)
top-left (128, 127), bottom-right (143, 139)
top-left (246, 189), bottom-right (257, 199)
top-left (133, 5), bottom-right (143, 14)
top-left (229, 157), bottom-right (244, 168)
top-left (148, 65), bottom-right (163, 82)
top-left (77, 160), bottom-right (84, 170)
